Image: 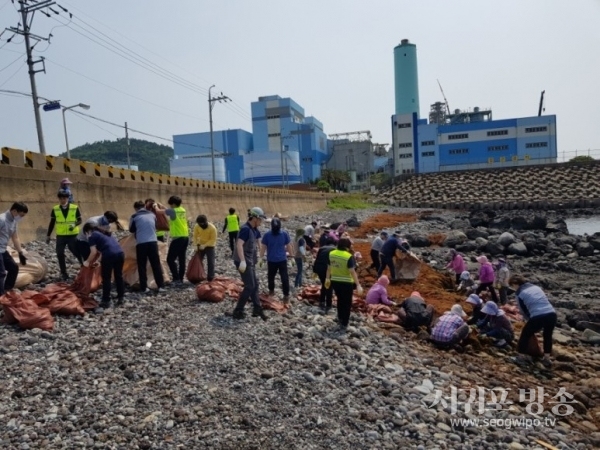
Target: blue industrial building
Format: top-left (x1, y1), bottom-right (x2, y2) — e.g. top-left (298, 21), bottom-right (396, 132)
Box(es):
top-left (171, 95), bottom-right (328, 186)
top-left (391, 39), bottom-right (557, 175)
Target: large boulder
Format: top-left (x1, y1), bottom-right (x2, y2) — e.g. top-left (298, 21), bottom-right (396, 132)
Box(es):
top-left (576, 242), bottom-right (595, 257)
top-left (528, 216), bottom-right (548, 230)
top-left (498, 232), bottom-right (517, 247)
top-left (456, 241), bottom-right (477, 253)
top-left (489, 217), bottom-right (511, 230)
top-left (443, 230), bottom-right (468, 248)
top-left (546, 219), bottom-right (568, 234)
top-left (483, 241), bottom-right (505, 256)
top-left (450, 219), bottom-right (470, 230)
top-left (405, 234), bottom-right (431, 248)
top-left (555, 235), bottom-right (578, 247)
top-left (587, 236), bottom-right (600, 251)
top-left (510, 216), bottom-right (529, 230)
top-left (346, 216), bottom-right (360, 227)
top-left (469, 210), bottom-right (494, 228)
top-left (507, 242), bottom-right (528, 256)
top-left (475, 237), bottom-right (489, 250)
top-left (465, 227), bottom-right (489, 240)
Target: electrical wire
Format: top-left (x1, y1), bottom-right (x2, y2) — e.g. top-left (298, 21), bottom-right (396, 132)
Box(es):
top-left (0, 60), bottom-right (25, 88)
top-left (0, 53), bottom-right (22, 73)
top-left (45, 57), bottom-right (208, 123)
top-left (69, 110), bottom-right (121, 138)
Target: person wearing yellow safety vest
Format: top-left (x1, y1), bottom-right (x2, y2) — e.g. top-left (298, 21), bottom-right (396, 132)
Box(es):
top-left (46, 189), bottom-right (83, 281)
top-left (164, 195), bottom-right (189, 284)
top-left (222, 207), bottom-right (240, 254)
top-left (325, 237), bottom-right (363, 333)
top-left (156, 230), bottom-right (166, 243)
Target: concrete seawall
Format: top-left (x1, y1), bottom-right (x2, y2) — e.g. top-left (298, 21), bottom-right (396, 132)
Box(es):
top-left (0, 165), bottom-right (329, 243)
top-left (377, 161), bottom-right (600, 211)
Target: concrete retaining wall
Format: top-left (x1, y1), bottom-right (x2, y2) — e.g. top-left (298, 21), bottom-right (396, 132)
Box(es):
top-left (0, 148), bottom-right (329, 243)
top-left (377, 161), bottom-right (600, 211)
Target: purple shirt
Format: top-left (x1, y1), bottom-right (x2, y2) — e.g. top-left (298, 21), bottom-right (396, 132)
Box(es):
top-left (365, 284), bottom-right (393, 306)
top-left (479, 263), bottom-right (495, 284)
top-left (431, 313), bottom-right (464, 343)
top-left (447, 254), bottom-right (467, 274)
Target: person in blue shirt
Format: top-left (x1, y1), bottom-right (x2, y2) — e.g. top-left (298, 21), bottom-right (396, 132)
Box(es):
top-left (377, 233), bottom-right (409, 281)
top-left (82, 222), bottom-right (125, 309)
top-left (129, 200), bottom-right (164, 293)
top-left (260, 217), bottom-right (293, 303)
top-left (232, 207), bottom-right (267, 320)
top-left (59, 178), bottom-right (74, 203)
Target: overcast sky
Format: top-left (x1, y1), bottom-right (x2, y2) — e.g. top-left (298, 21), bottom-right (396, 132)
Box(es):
top-left (1, 0), bottom-right (599, 160)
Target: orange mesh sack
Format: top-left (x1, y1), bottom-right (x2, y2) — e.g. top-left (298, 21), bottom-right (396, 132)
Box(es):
top-left (186, 251), bottom-right (206, 284)
top-left (0, 290), bottom-right (54, 330)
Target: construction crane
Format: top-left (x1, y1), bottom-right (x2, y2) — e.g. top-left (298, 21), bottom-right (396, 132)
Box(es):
top-left (437, 79), bottom-right (451, 115)
top-left (538, 90), bottom-right (545, 116)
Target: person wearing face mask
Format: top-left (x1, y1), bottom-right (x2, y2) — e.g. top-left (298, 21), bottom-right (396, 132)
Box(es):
top-left (0, 202), bottom-right (29, 295)
top-left (46, 189), bottom-right (83, 281)
top-left (192, 214), bottom-right (217, 282)
top-left (231, 207), bottom-right (267, 321)
top-left (76, 211), bottom-right (123, 261)
top-left (82, 223), bottom-right (125, 309)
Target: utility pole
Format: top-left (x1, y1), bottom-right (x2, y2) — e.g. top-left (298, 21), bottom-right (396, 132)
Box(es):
top-left (125, 122), bottom-right (131, 169)
top-left (9, 0), bottom-right (55, 155)
top-left (208, 85), bottom-right (230, 182)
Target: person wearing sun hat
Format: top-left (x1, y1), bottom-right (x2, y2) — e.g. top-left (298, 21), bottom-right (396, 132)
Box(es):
top-left (477, 301), bottom-right (514, 347)
top-left (475, 255), bottom-right (499, 303)
top-left (465, 293), bottom-right (484, 325)
top-left (430, 303), bottom-right (470, 348)
top-left (365, 275), bottom-right (394, 306)
top-left (59, 178), bottom-right (74, 203)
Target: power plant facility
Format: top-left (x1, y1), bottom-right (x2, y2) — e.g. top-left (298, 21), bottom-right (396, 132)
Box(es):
top-left (171, 39), bottom-right (558, 187)
top-left (391, 39), bottom-right (557, 175)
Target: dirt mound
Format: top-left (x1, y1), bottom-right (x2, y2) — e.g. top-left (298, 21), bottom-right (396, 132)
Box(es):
top-left (353, 213), bottom-right (417, 238)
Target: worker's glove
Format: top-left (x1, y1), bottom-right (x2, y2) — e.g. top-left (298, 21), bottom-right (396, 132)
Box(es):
top-left (83, 261), bottom-right (90, 268)
top-left (68, 225), bottom-right (75, 232)
top-left (324, 278), bottom-right (331, 289)
top-left (199, 244), bottom-right (205, 251)
top-left (356, 285), bottom-right (364, 295)
top-left (258, 258), bottom-right (265, 269)
top-left (45, 236), bottom-right (51, 245)
top-left (290, 259), bottom-right (296, 267)
top-left (18, 252), bottom-right (27, 266)
top-left (238, 261), bottom-right (247, 274)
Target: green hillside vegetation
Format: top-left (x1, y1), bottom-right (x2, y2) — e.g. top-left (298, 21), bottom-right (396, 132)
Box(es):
top-left (60, 138), bottom-right (174, 175)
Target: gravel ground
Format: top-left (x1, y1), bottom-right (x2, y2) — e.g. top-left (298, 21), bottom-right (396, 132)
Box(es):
top-left (1, 207), bottom-right (599, 449)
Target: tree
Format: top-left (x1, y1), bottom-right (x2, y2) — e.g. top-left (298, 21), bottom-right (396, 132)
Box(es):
top-left (317, 180), bottom-right (330, 192)
top-left (569, 155), bottom-right (595, 163)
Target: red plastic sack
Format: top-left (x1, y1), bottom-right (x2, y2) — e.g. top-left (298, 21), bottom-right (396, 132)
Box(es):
top-left (155, 210), bottom-right (170, 232)
top-left (196, 283), bottom-right (225, 303)
top-left (186, 251), bottom-right (206, 284)
top-left (0, 290), bottom-right (54, 330)
top-left (71, 265), bottom-right (102, 295)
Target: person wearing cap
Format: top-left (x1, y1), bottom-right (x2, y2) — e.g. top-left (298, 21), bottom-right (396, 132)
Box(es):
top-left (477, 301), bottom-right (514, 347)
top-left (397, 291), bottom-right (435, 331)
top-left (76, 211), bottom-right (123, 261)
top-left (325, 237), bottom-right (363, 332)
top-left (232, 207), bottom-right (268, 321)
top-left (164, 196), bottom-right (189, 284)
top-left (0, 202), bottom-right (29, 296)
top-left (260, 217), bottom-right (293, 303)
top-left (509, 274), bottom-right (556, 367)
top-left (366, 275), bottom-right (394, 306)
top-left (377, 232), bottom-right (409, 281)
top-left (193, 214), bottom-right (217, 282)
top-left (465, 293), bottom-right (484, 325)
top-left (47, 189), bottom-right (83, 280)
top-left (475, 255), bottom-right (499, 303)
top-left (59, 178), bottom-right (74, 203)
top-left (312, 236), bottom-right (336, 312)
top-left (446, 249), bottom-right (467, 285)
top-left (369, 231), bottom-right (388, 272)
top-left (222, 207), bottom-right (240, 255)
top-left (495, 258), bottom-right (511, 305)
top-left (129, 200), bottom-right (164, 294)
top-left (431, 304), bottom-right (470, 348)
top-left (303, 221), bottom-right (318, 250)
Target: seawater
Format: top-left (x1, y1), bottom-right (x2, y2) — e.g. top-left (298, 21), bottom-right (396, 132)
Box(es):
top-left (565, 216), bottom-right (600, 236)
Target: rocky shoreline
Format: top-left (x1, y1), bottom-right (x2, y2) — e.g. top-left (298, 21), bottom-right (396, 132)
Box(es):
top-left (1, 207), bottom-right (600, 449)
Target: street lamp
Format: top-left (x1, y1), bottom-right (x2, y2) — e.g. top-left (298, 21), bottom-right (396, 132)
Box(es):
top-left (62, 103), bottom-right (90, 158)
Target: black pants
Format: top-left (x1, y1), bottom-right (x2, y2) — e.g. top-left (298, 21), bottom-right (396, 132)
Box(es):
top-left (136, 241), bottom-right (164, 290)
top-left (377, 254), bottom-right (395, 280)
top-left (0, 251), bottom-right (19, 295)
top-left (316, 270), bottom-right (333, 309)
top-left (199, 247), bottom-right (215, 281)
top-left (476, 282), bottom-right (499, 303)
top-left (157, 235), bottom-right (165, 243)
top-left (267, 260), bottom-right (290, 296)
top-left (332, 281), bottom-right (354, 327)
top-left (369, 249), bottom-right (381, 271)
top-left (518, 312), bottom-right (557, 355)
top-left (56, 235), bottom-right (82, 276)
top-left (234, 264), bottom-right (261, 312)
top-left (499, 286), bottom-right (514, 305)
top-left (455, 273), bottom-right (461, 285)
top-left (101, 253), bottom-right (125, 303)
top-left (228, 231), bottom-right (238, 253)
top-left (303, 235), bottom-right (315, 250)
top-left (167, 237), bottom-right (189, 282)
